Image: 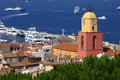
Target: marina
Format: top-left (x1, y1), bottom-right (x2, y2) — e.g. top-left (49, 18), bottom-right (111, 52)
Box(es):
top-left (0, 21), bottom-right (61, 43)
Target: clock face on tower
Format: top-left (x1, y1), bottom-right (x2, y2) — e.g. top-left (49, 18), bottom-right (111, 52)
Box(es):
top-left (92, 19), bottom-right (96, 25)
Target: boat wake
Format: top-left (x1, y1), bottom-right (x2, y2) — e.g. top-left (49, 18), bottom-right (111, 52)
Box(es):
top-left (1, 13), bottom-right (29, 20)
top-left (51, 10), bottom-right (70, 13)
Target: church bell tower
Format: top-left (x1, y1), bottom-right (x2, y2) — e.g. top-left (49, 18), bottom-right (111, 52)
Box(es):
top-left (78, 6), bottom-right (103, 58)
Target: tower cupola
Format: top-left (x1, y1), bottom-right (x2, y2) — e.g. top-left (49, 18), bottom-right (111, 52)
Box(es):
top-left (81, 6), bottom-right (98, 32)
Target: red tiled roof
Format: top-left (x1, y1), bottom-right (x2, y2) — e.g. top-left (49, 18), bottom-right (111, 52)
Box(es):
top-left (21, 60), bottom-right (39, 66)
top-left (10, 43), bottom-right (20, 48)
top-left (43, 62), bottom-right (53, 66)
top-left (3, 53), bottom-right (17, 58)
top-left (103, 46), bottom-right (116, 57)
top-left (8, 60), bottom-right (39, 67)
top-left (8, 62), bottom-right (24, 67)
top-left (54, 42), bottom-right (77, 52)
top-left (0, 43), bottom-right (9, 47)
top-left (16, 50), bottom-right (26, 57)
top-left (26, 53), bottom-right (35, 58)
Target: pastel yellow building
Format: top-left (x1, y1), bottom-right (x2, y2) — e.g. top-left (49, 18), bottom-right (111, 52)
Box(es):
top-left (52, 42), bottom-right (78, 58)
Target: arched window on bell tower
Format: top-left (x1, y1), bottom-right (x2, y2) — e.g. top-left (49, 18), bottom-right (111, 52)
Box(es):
top-left (93, 36), bottom-right (97, 49)
top-left (81, 36), bottom-right (84, 49)
top-left (92, 26), bottom-right (94, 30)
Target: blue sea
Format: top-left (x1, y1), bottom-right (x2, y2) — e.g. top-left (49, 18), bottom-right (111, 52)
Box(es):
top-left (0, 0), bottom-right (120, 44)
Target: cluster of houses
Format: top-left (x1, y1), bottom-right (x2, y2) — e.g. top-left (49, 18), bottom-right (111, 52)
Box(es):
top-left (0, 36), bottom-right (77, 75)
top-left (0, 35), bottom-right (119, 75)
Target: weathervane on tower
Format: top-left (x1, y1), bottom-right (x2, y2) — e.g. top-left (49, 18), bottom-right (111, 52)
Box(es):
top-left (87, 5), bottom-right (92, 12)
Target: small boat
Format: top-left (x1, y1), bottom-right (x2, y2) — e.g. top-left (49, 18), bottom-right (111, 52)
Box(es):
top-left (117, 6), bottom-right (120, 11)
top-left (74, 5), bottom-right (80, 14)
top-left (98, 16), bottom-right (107, 20)
top-left (4, 6), bottom-right (25, 11)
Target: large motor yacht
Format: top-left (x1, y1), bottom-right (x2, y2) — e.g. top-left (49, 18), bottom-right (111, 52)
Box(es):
top-left (6, 27), bottom-right (19, 36)
top-left (24, 27), bottom-right (50, 44)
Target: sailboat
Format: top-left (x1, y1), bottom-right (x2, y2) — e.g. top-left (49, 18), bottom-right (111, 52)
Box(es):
top-left (74, 5), bottom-right (80, 14)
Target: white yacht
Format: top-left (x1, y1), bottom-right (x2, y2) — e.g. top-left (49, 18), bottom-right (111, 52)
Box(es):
top-left (24, 27), bottom-right (50, 44)
top-left (4, 6), bottom-right (25, 11)
top-left (0, 39), bottom-right (7, 42)
top-left (74, 5), bottom-right (80, 14)
top-left (6, 27), bottom-right (19, 36)
top-left (25, 27), bottom-right (39, 36)
top-left (24, 27), bottom-right (42, 43)
top-left (0, 21), bottom-right (7, 33)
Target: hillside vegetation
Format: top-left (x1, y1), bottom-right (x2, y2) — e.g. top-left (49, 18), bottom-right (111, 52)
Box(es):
top-left (1, 55), bottom-right (120, 80)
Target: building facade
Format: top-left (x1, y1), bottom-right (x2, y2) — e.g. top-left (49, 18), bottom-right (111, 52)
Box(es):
top-left (52, 42), bottom-right (78, 58)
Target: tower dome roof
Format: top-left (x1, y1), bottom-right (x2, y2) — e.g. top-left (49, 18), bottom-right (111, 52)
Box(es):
top-left (82, 12), bottom-right (97, 19)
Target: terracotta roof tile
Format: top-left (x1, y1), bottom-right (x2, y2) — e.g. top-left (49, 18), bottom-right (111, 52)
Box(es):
top-left (21, 60), bottom-right (39, 66)
top-left (26, 53), bottom-right (35, 58)
top-left (103, 47), bottom-right (116, 57)
top-left (54, 42), bottom-right (77, 52)
top-left (43, 62), bottom-right (53, 66)
top-left (3, 53), bottom-right (17, 58)
top-left (8, 62), bottom-right (24, 67)
top-left (8, 60), bottom-right (39, 67)
top-left (10, 43), bottom-right (20, 48)
top-left (16, 50), bottom-right (26, 57)
top-left (0, 43), bottom-right (9, 47)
